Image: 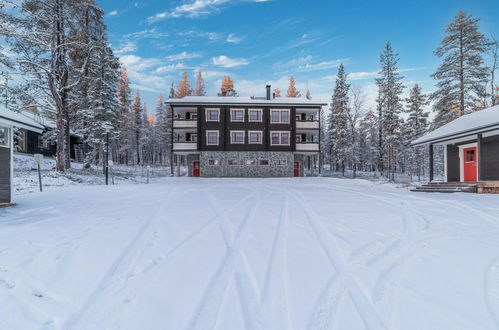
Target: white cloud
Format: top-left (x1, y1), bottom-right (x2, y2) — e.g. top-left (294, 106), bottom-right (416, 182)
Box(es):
top-left (348, 71), bottom-right (379, 80)
top-left (166, 51), bottom-right (201, 61)
top-left (114, 41), bottom-right (137, 54)
top-left (297, 58), bottom-right (348, 72)
top-left (108, 10), bottom-right (118, 16)
top-left (154, 63), bottom-right (185, 74)
top-left (120, 55), bottom-right (162, 71)
top-left (226, 33), bottom-right (244, 43)
top-left (124, 28), bottom-right (169, 39)
top-left (212, 55), bottom-right (249, 68)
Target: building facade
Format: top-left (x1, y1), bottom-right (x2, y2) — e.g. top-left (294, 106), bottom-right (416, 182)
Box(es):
top-left (168, 86), bottom-right (326, 177)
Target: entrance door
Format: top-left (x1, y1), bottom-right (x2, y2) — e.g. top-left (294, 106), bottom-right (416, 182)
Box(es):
top-left (293, 161), bottom-right (300, 177)
top-left (192, 161), bottom-right (200, 177)
top-left (463, 147), bottom-right (477, 182)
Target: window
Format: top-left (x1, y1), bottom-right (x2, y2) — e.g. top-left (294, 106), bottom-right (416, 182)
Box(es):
top-left (206, 131), bottom-right (219, 145)
top-left (249, 109), bottom-right (262, 122)
top-left (270, 109), bottom-right (290, 123)
top-left (275, 159), bottom-right (287, 166)
top-left (259, 159), bottom-right (270, 166)
top-left (296, 114), bottom-right (302, 121)
top-left (245, 158), bottom-right (257, 166)
top-left (466, 150), bottom-right (475, 162)
top-left (248, 131), bottom-right (263, 144)
top-left (15, 129), bottom-right (26, 152)
top-left (0, 126), bottom-right (9, 147)
top-left (206, 108), bottom-right (220, 121)
top-left (230, 131), bottom-right (245, 144)
top-left (208, 159), bottom-right (219, 166)
top-left (270, 131), bottom-right (291, 145)
top-left (228, 159), bottom-right (239, 166)
top-left (231, 109), bottom-right (245, 122)
top-left (38, 135), bottom-right (50, 150)
top-left (190, 134), bottom-right (198, 142)
top-left (296, 135), bottom-right (302, 143)
top-left (190, 113), bottom-right (198, 120)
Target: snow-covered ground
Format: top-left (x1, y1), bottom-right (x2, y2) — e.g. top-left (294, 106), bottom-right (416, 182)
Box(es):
top-left (1, 178), bottom-right (499, 330)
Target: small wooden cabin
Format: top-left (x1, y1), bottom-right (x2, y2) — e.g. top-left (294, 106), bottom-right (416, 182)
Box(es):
top-left (412, 104), bottom-right (499, 193)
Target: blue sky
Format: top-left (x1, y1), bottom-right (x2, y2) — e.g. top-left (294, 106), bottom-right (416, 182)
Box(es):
top-left (101, 0), bottom-right (499, 113)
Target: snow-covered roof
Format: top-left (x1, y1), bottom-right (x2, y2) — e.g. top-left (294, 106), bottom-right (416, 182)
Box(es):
top-left (412, 104), bottom-right (499, 145)
top-left (0, 105), bottom-right (44, 133)
top-left (167, 96), bottom-right (326, 107)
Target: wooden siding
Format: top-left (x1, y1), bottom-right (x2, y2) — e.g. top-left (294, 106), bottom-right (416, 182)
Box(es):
top-left (0, 147), bottom-right (11, 204)
top-left (446, 145), bottom-right (460, 182)
top-left (481, 135), bottom-right (499, 181)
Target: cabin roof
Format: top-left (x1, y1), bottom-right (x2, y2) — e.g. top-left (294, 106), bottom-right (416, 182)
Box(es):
top-left (0, 105), bottom-right (45, 133)
top-left (167, 96), bottom-right (326, 107)
top-left (412, 104), bottom-right (499, 146)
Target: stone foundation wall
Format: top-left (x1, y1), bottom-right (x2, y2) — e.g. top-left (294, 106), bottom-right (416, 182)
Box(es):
top-left (200, 151), bottom-right (294, 177)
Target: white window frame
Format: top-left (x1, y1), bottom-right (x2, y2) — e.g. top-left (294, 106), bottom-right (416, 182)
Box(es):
top-left (208, 159), bottom-right (219, 166)
top-left (206, 130), bottom-right (219, 146)
top-left (248, 109), bottom-right (263, 122)
top-left (248, 130), bottom-right (263, 144)
top-left (205, 108), bottom-right (220, 122)
top-left (230, 130), bottom-right (245, 144)
top-left (230, 108), bottom-right (245, 122)
top-left (270, 131), bottom-right (291, 146)
top-left (270, 109), bottom-right (290, 124)
top-left (259, 159), bottom-right (270, 166)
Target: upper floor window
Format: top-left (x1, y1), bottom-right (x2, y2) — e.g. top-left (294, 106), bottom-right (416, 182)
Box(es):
top-left (206, 108), bottom-right (220, 122)
top-left (270, 109), bottom-right (290, 124)
top-left (206, 130), bottom-right (219, 146)
top-left (248, 131), bottom-right (263, 144)
top-left (271, 131), bottom-right (290, 146)
top-left (231, 109), bottom-right (245, 122)
top-left (248, 109), bottom-right (262, 122)
top-left (230, 131), bottom-right (245, 144)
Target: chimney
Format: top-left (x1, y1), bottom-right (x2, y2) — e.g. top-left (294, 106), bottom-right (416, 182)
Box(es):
top-left (266, 85), bottom-right (271, 100)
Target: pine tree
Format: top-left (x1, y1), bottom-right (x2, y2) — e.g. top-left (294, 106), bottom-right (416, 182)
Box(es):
top-left (131, 90), bottom-right (144, 164)
top-left (155, 94), bottom-right (171, 165)
top-left (358, 111), bottom-right (378, 172)
top-left (375, 42), bottom-right (404, 181)
top-left (286, 76), bottom-right (301, 97)
top-left (194, 71), bottom-right (206, 96)
top-left (404, 84), bottom-right (429, 180)
top-left (219, 76), bottom-right (237, 96)
top-left (169, 82), bottom-right (176, 99)
top-left (490, 38), bottom-right (498, 106)
top-left (306, 89), bottom-right (312, 100)
top-left (117, 67), bottom-right (132, 164)
top-left (176, 71), bottom-right (192, 98)
top-left (273, 88), bottom-right (281, 98)
top-left (327, 64), bottom-right (350, 174)
top-left (432, 11), bottom-right (490, 124)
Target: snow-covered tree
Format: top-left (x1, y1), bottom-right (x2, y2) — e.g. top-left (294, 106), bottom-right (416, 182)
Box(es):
top-left (327, 64), bottom-right (350, 174)
top-left (375, 41), bottom-right (404, 181)
top-left (286, 76), bottom-right (301, 97)
top-left (219, 76), bottom-right (237, 96)
top-left (117, 67), bottom-right (132, 164)
top-left (348, 85), bottom-right (367, 178)
top-left (489, 38), bottom-right (498, 106)
top-left (193, 71), bottom-right (205, 96)
top-left (431, 11), bottom-right (490, 124)
top-left (357, 110), bottom-right (378, 172)
top-left (176, 71), bottom-right (192, 98)
top-left (131, 90), bottom-right (144, 164)
top-left (154, 94), bottom-right (172, 165)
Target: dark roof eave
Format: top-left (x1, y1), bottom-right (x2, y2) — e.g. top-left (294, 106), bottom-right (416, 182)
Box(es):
top-left (166, 101), bottom-right (327, 107)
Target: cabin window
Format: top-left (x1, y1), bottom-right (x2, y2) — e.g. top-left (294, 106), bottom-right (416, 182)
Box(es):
top-left (38, 135), bottom-right (51, 150)
top-left (275, 159), bottom-right (287, 166)
top-left (230, 131), bottom-right (245, 144)
top-left (249, 109), bottom-right (262, 122)
top-left (270, 109), bottom-right (290, 124)
top-left (270, 131), bottom-right (290, 145)
top-left (206, 109), bottom-right (220, 122)
top-left (208, 159), bottom-right (219, 166)
top-left (0, 126), bottom-right (9, 147)
top-left (259, 159), bottom-right (270, 166)
top-left (206, 131), bottom-right (219, 145)
top-left (466, 149), bottom-right (475, 162)
top-left (231, 109), bottom-right (245, 122)
top-left (248, 131), bottom-right (262, 144)
top-left (228, 159), bottom-right (239, 166)
top-left (245, 158), bottom-right (257, 166)
top-left (15, 129), bottom-right (26, 152)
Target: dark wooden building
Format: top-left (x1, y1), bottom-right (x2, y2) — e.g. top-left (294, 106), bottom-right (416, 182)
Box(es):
top-left (412, 104), bottom-right (499, 193)
top-left (168, 85), bottom-right (326, 177)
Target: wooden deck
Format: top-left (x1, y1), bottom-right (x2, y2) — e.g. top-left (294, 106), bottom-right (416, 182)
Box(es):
top-left (427, 181), bottom-right (499, 193)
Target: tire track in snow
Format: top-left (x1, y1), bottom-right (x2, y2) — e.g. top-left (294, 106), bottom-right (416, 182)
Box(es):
top-left (484, 256), bottom-right (499, 329)
top-left (62, 185), bottom-right (178, 330)
top-left (187, 189), bottom-right (261, 330)
top-left (291, 190), bottom-right (389, 330)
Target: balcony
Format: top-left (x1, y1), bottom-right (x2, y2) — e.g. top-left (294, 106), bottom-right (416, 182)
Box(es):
top-left (173, 142), bottom-right (198, 151)
top-left (296, 120), bottom-right (319, 130)
top-left (173, 119), bottom-right (198, 129)
top-left (296, 142), bottom-right (319, 152)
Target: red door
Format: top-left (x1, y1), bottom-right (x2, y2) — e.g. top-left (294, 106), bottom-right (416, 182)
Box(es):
top-left (192, 161), bottom-right (200, 177)
top-left (293, 161), bottom-right (300, 177)
top-left (463, 147), bottom-right (477, 182)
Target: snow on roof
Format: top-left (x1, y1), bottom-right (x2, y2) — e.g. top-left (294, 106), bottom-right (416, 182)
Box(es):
top-left (167, 96), bottom-right (326, 106)
top-left (412, 104), bottom-right (499, 145)
top-left (0, 105), bottom-right (44, 133)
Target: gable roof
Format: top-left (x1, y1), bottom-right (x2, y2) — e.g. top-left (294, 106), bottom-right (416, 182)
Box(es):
top-left (0, 105), bottom-right (44, 133)
top-left (412, 104), bottom-right (499, 146)
top-left (167, 96), bottom-right (326, 107)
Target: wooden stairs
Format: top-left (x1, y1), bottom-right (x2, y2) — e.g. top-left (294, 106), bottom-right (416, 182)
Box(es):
top-left (411, 182), bottom-right (478, 193)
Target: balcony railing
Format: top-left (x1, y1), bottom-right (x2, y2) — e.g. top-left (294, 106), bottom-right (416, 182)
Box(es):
top-left (296, 142), bottom-right (319, 151)
top-left (296, 120), bottom-right (319, 129)
top-left (173, 119), bottom-right (198, 129)
top-left (173, 142), bottom-right (198, 151)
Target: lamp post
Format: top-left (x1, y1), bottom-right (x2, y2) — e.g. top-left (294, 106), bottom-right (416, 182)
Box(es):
top-left (103, 125), bottom-right (112, 186)
top-left (33, 154), bottom-right (44, 192)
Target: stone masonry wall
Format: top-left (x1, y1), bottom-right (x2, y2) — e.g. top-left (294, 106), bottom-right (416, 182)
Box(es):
top-left (200, 151), bottom-right (293, 177)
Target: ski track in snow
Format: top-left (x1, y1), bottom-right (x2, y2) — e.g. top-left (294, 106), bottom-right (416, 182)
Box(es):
top-left (2, 178), bottom-right (499, 330)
